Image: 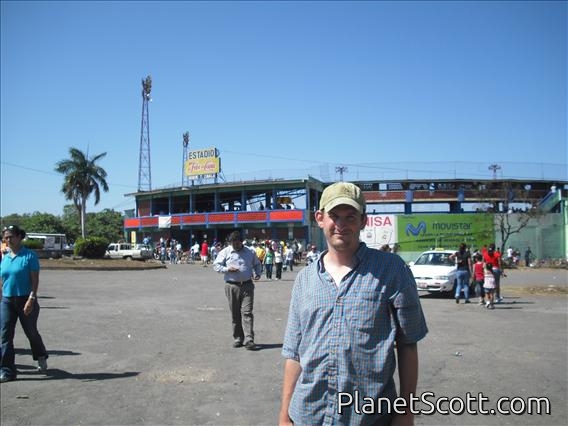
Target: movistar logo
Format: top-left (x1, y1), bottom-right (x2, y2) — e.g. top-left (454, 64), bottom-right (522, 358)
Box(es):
top-left (406, 222), bottom-right (426, 236)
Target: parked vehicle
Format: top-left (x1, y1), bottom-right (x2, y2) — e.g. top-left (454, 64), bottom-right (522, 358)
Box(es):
top-left (105, 243), bottom-right (153, 261)
top-left (408, 249), bottom-right (457, 294)
top-left (24, 232), bottom-right (70, 258)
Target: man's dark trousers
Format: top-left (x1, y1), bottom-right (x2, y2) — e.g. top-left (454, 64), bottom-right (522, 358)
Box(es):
top-left (224, 281), bottom-right (254, 344)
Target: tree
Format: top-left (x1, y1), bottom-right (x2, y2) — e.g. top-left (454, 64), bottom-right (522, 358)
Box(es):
top-left (85, 209), bottom-right (124, 243)
top-left (61, 204), bottom-right (81, 243)
top-left (474, 180), bottom-right (545, 254)
top-left (20, 212), bottom-right (65, 234)
top-left (55, 147), bottom-right (109, 238)
top-left (0, 212), bottom-right (63, 234)
top-left (0, 213), bottom-right (23, 229)
top-left (494, 208), bottom-right (543, 256)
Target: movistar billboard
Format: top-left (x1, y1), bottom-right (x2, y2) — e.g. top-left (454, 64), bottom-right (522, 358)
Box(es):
top-left (397, 214), bottom-right (493, 251)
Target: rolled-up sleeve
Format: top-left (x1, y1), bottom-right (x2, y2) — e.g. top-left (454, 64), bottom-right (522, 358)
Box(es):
top-left (282, 279), bottom-right (302, 361)
top-left (392, 264), bottom-right (428, 344)
top-left (213, 249), bottom-right (228, 274)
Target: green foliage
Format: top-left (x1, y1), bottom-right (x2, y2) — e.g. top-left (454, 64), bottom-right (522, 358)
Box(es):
top-left (22, 239), bottom-right (44, 249)
top-left (74, 237), bottom-right (109, 258)
top-left (55, 147), bottom-right (109, 238)
top-left (1, 212), bottom-right (64, 237)
top-left (61, 204), bottom-right (81, 243)
top-left (1, 208), bottom-right (125, 246)
top-left (0, 213), bottom-right (23, 229)
top-left (86, 209), bottom-right (124, 242)
top-left (22, 212), bottom-right (65, 234)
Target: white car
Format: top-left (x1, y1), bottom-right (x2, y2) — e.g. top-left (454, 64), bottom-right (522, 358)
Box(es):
top-left (105, 243), bottom-right (153, 261)
top-left (409, 250), bottom-right (457, 294)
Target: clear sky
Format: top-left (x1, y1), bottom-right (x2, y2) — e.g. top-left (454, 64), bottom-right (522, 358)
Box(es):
top-left (1, 0), bottom-right (566, 216)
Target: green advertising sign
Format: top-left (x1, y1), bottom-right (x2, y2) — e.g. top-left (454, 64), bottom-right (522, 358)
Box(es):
top-left (396, 214), bottom-right (494, 252)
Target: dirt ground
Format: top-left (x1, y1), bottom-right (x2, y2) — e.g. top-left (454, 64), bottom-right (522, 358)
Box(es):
top-left (1, 264), bottom-right (566, 425)
top-left (41, 258), bottom-right (566, 295)
top-left (40, 258), bottom-right (166, 270)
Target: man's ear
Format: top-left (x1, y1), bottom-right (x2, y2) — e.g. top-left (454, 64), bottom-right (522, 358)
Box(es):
top-left (314, 210), bottom-right (324, 229)
top-left (360, 213), bottom-right (367, 230)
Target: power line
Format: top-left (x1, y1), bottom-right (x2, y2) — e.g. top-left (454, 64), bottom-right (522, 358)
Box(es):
top-left (219, 151), bottom-right (566, 180)
top-left (0, 161), bottom-right (137, 189)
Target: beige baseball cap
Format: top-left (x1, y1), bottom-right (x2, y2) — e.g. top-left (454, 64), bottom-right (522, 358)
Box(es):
top-left (319, 182), bottom-right (366, 214)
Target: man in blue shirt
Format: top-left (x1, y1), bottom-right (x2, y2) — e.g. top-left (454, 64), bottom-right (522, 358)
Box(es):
top-left (279, 182), bottom-right (428, 425)
top-left (213, 231), bottom-right (262, 350)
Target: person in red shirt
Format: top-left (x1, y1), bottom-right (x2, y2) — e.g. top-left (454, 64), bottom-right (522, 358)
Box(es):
top-left (200, 240), bottom-right (209, 267)
top-left (472, 254), bottom-right (485, 304)
top-left (481, 243), bottom-right (505, 303)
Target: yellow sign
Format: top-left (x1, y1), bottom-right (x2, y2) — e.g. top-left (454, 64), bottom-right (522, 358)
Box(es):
top-left (184, 157), bottom-right (221, 177)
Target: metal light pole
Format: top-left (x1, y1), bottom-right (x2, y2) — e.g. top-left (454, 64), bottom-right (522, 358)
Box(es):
top-left (182, 131), bottom-right (190, 186)
top-left (138, 76), bottom-right (152, 191)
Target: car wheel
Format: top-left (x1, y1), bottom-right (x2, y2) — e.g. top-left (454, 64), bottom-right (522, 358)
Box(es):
top-left (125, 256), bottom-right (133, 261)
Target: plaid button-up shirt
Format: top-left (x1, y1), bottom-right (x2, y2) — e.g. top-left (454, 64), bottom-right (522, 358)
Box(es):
top-left (282, 243), bottom-right (428, 425)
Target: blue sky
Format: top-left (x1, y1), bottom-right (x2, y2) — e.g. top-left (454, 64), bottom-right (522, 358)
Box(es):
top-left (1, 1), bottom-right (566, 216)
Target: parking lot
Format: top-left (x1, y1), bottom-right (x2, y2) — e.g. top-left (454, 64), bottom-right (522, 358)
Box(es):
top-left (1, 265), bottom-right (566, 425)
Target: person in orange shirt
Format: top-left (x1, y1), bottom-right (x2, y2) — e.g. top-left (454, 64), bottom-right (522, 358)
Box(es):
top-left (481, 243), bottom-right (505, 303)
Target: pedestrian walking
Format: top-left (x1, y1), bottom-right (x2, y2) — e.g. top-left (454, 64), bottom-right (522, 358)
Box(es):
top-left (450, 243), bottom-right (472, 304)
top-left (1, 225), bottom-right (49, 383)
top-left (524, 247), bottom-right (533, 267)
top-left (213, 231), bottom-right (262, 350)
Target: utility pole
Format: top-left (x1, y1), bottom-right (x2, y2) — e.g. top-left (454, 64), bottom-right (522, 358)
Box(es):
top-left (138, 76), bottom-right (152, 191)
top-left (488, 163), bottom-right (501, 180)
top-left (335, 165), bottom-right (348, 182)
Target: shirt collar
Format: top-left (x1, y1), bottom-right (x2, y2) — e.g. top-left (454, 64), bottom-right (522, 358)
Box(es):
top-left (317, 242), bottom-right (366, 273)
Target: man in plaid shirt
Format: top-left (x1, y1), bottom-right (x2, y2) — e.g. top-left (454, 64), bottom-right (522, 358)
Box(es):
top-left (279, 182), bottom-right (428, 426)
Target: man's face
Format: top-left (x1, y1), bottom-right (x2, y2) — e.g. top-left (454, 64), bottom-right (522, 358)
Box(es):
top-left (315, 205), bottom-right (365, 253)
top-left (231, 239), bottom-right (243, 251)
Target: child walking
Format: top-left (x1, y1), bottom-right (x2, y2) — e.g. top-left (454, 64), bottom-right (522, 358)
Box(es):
top-left (483, 263), bottom-right (496, 309)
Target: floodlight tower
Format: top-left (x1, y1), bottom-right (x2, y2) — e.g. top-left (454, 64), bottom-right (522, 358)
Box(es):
top-left (182, 131), bottom-right (190, 186)
top-left (138, 76), bottom-right (152, 191)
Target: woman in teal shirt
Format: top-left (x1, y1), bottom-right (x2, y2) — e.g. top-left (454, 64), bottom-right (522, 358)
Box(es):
top-left (1, 225), bottom-right (48, 382)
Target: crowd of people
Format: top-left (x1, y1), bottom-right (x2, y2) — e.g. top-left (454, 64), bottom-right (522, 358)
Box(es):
top-left (451, 242), bottom-right (510, 308)
top-left (250, 239), bottom-right (303, 280)
top-left (145, 235), bottom-right (311, 274)
top-left (145, 235), bottom-right (531, 313)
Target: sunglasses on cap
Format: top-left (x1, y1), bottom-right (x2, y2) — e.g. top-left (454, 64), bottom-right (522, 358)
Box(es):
top-left (2, 225), bottom-right (23, 236)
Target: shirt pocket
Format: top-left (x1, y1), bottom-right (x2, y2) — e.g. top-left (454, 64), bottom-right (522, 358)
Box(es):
top-left (345, 287), bottom-right (387, 334)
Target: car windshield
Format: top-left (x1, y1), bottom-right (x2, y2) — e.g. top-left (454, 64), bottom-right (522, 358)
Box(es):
top-left (414, 252), bottom-right (454, 266)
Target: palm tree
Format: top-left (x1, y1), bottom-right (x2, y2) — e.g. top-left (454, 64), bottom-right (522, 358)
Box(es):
top-left (55, 147), bottom-right (109, 238)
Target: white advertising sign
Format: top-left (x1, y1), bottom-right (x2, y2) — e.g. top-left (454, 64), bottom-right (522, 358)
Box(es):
top-left (361, 215), bottom-right (397, 249)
